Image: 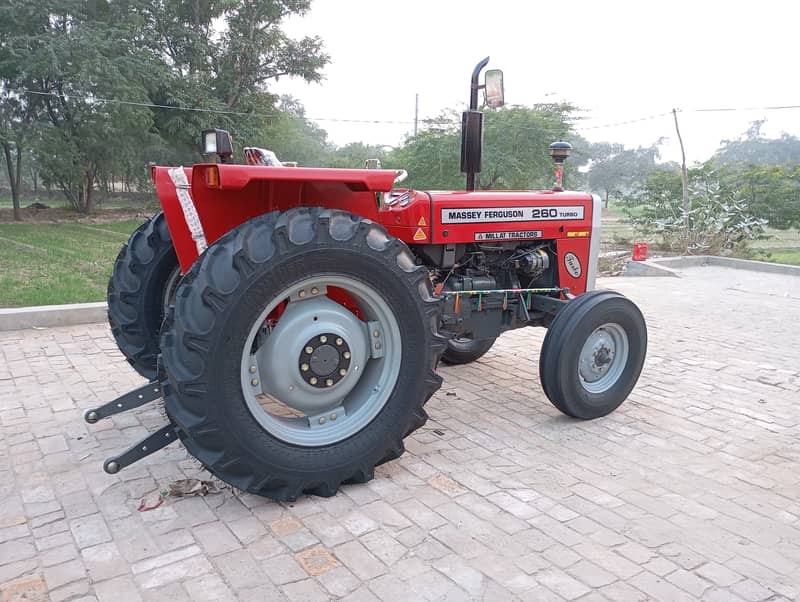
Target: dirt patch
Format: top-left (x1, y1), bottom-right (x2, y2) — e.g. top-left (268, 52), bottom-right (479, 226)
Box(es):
top-left (0, 206), bottom-right (149, 224)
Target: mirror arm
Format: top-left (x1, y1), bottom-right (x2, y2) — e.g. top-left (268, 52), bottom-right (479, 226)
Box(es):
top-left (469, 56), bottom-right (490, 111)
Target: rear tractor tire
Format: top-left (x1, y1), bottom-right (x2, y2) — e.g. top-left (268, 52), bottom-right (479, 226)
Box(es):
top-left (539, 290), bottom-right (647, 419)
top-left (160, 208), bottom-right (448, 501)
top-left (441, 336), bottom-right (496, 365)
top-left (107, 212), bottom-right (181, 380)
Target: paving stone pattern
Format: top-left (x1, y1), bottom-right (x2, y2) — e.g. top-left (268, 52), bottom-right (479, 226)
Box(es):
top-left (1, 266), bottom-right (799, 601)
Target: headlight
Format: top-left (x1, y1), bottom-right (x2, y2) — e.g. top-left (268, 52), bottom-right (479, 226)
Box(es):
top-left (203, 131), bottom-right (218, 155)
top-left (200, 129), bottom-right (233, 162)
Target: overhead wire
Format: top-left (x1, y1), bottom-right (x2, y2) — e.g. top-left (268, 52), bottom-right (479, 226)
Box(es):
top-left (10, 88), bottom-right (800, 133)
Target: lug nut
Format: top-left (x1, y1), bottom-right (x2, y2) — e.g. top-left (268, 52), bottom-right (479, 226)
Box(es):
top-left (320, 335), bottom-right (327, 343)
top-left (343, 351), bottom-right (351, 359)
top-left (319, 417), bottom-right (326, 424)
top-left (326, 379), bottom-right (334, 387)
top-left (305, 346), bottom-right (314, 354)
top-left (373, 330), bottom-right (380, 338)
top-left (311, 287), bottom-right (319, 295)
top-left (251, 379), bottom-right (259, 386)
top-left (301, 363), bottom-right (309, 372)
top-left (336, 338), bottom-right (343, 346)
top-left (249, 366), bottom-right (257, 373)
top-left (339, 368), bottom-right (347, 376)
top-left (298, 290), bottom-right (306, 298)
top-left (375, 342), bottom-right (382, 350)
top-left (330, 413), bottom-right (337, 420)
top-left (310, 377), bottom-right (318, 385)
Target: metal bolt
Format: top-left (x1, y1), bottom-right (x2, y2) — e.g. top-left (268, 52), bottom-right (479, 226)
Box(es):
top-left (373, 330), bottom-right (380, 338)
top-left (310, 377), bottom-right (318, 385)
top-left (85, 411), bottom-right (98, 424)
top-left (298, 290), bottom-right (306, 298)
top-left (117, 403), bottom-right (123, 408)
top-left (249, 366), bottom-right (257, 373)
top-left (142, 445), bottom-right (148, 452)
top-left (138, 394), bottom-right (143, 399)
top-left (326, 378), bottom-right (334, 386)
top-left (305, 346), bottom-right (314, 354)
top-left (336, 337), bottom-right (343, 346)
top-left (339, 368), bottom-right (347, 376)
top-left (311, 287), bottom-right (319, 295)
top-left (330, 413), bottom-right (337, 420)
top-left (301, 363), bottom-right (309, 372)
top-left (343, 351), bottom-right (351, 359)
top-left (375, 342), bottom-right (382, 350)
top-left (320, 335), bottom-right (328, 343)
top-left (251, 379), bottom-right (259, 386)
top-left (319, 417), bottom-right (326, 424)
top-left (105, 461), bottom-right (120, 474)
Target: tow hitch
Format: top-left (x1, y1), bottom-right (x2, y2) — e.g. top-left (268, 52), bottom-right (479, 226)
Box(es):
top-left (84, 381), bottom-right (178, 474)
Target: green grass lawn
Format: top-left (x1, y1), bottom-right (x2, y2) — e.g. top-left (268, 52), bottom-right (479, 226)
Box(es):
top-left (0, 220), bottom-right (142, 307)
top-left (0, 206), bottom-right (798, 308)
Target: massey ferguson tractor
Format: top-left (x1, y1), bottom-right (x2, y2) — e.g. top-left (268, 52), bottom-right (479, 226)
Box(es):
top-left (85, 58), bottom-right (647, 501)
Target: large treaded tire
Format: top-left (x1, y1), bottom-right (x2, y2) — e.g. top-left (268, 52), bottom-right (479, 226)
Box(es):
top-left (107, 212), bottom-right (180, 380)
top-left (441, 336), bottom-right (497, 365)
top-left (160, 208), bottom-right (448, 501)
top-left (539, 290), bottom-right (647, 419)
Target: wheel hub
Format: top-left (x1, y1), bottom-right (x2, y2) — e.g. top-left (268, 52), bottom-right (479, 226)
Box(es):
top-left (578, 323), bottom-right (629, 393)
top-left (300, 334), bottom-right (352, 387)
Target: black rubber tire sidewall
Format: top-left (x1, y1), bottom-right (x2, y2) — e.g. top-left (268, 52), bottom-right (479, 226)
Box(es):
top-left (540, 291), bottom-right (647, 419)
top-left (441, 336), bottom-right (497, 365)
top-left (107, 212), bottom-right (179, 380)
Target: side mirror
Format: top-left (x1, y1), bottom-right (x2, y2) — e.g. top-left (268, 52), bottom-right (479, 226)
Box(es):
top-left (201, 129), bottom-right (234, 163)
top-left (484, 69), bottom-right (504, 108)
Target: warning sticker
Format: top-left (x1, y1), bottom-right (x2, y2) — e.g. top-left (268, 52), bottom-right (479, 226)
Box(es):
top-left (417, 216), bottom-right (427, 227)
top-left (475, 230), bottom-right (542, 242)
top-left (413, 228), bottom-right (427, 241)
top-left (441, 206), bottom-right (585, 224)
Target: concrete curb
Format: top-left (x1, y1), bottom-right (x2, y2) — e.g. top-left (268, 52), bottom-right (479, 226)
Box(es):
top-left (624, 255), bottom-right (800, 278)
top-left (0, 302), bottom-right (107, 332)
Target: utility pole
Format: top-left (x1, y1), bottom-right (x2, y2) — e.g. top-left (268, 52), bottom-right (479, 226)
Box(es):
top-left (414, 93), bottom-right (419, 137)
top-left (672, 108), bottom-right (690, 235)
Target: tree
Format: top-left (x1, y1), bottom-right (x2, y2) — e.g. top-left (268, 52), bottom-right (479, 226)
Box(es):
top-left (0, 0), bottom-right (330, 212)
top-left (392, 103), bottom-right (580, 191)
top-left (713, 121), bottom-right (800, 167)
top-left (587, 141), bottom-right (662, 208)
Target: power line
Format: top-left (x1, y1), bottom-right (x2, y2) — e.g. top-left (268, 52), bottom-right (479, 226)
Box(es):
top-left (12, 88), bottom-right (800, 133)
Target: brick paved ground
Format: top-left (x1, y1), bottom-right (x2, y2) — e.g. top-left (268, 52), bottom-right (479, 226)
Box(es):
top-left (1, 266), bottom-right (799, 602)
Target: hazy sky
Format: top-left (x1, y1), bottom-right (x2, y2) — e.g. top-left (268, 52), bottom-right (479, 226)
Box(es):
top-left (274, 0), bottom-right (799, 165)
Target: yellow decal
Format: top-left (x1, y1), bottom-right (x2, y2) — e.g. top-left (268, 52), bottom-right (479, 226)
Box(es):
top-left (413, 228), bottom-right (427, 241)
top-left (567, 231), bottom-right (590, 237)
top-left (417, 216), bottom-right (427, 227)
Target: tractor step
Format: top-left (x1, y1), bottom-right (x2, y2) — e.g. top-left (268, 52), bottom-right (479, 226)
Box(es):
top-left (84, 381), bottom-right (163, 424)
top-left (103, 423), bottom-right (178, 474)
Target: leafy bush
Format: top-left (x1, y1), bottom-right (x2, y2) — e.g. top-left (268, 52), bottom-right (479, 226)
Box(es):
top-left (621, 168), bottom-right (767, 255)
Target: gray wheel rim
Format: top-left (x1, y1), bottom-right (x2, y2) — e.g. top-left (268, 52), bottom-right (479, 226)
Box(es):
top-left (240, 275), bottom-right (402, 446)
top-left (578, 322), bottom-right (629, 394)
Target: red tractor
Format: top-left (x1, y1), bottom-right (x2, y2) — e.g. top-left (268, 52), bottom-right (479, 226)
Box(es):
top-left (86, 58), bottom-right (647, 501)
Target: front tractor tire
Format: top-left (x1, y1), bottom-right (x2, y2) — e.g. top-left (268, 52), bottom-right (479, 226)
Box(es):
top-left (161, 208), bottom-right (447, 501)
top-left (539, 291), bottom-right (647, 419)
top-left (107, 212), bottom-right (181, 379)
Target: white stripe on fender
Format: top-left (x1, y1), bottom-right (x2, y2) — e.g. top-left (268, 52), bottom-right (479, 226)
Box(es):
top-left (168, 167), bottom-right (208, 255)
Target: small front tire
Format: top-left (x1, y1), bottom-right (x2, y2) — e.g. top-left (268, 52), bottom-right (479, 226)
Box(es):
top-left (539, 290), bottom-right (647, 419)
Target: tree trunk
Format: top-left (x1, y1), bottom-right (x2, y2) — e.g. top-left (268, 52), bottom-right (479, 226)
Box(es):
top-left (83, 169), bottom-right (95, 213)
top-left (2, 142), bottom-right (22, 221)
